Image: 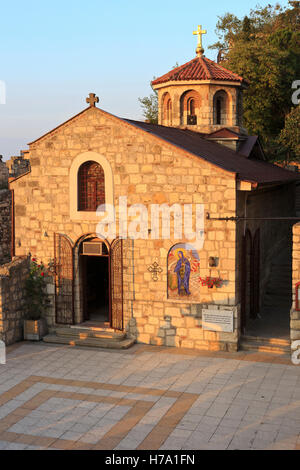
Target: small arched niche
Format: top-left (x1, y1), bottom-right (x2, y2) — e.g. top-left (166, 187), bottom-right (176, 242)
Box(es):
top-left (180, 90), bottom-right (201, 126)
top-left (213, 90), bottom-right (229, 126)
top-left (162, 92), bottom-right (172, 126)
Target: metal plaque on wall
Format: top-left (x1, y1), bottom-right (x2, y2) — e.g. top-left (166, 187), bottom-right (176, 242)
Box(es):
top-left (202, 310), bottom-right (234, 333)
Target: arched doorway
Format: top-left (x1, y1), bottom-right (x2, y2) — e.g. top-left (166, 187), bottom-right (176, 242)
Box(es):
top-left (79, 237), bottom-right (110, 324)
top-left (54, 233), bottom-right (123, 330)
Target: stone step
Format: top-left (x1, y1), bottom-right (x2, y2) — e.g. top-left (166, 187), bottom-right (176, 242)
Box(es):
top-left (270, 265), bottom-right (291, 271)
top-left (240, 343), bottom-right (290, 355)
top-left (266, 287), bottom-right (292, 299)
top-left (263, 294), bottom-right (291, 302)
top-left (240, 337), bottom-right (291, 355)
top-left (242, 335), bottom-right (290, 347)
top-left (264, 285), bottom-right (291, 292)
top-left (270, 279), bottom-right (291, 286)
top-left (263, 301), bottom-right (291, 308)
top-left (43, 334), bottom-right (135, 350)
top-left (270, 272), bottom-right (291, 277)
top-left (55, 327), bottom-right (126, 342)
top-left (266, 276), bottom-right (291, 282)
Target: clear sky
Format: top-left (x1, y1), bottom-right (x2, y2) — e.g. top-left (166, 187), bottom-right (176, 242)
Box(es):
top-left (0, 0), bottom-right (290, 160)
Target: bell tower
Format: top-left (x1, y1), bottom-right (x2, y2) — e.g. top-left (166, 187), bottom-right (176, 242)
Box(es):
top-left (152, 26), bottom-right (248, 135)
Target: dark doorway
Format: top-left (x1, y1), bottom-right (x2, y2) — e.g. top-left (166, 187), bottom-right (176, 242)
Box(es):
top-left (82, 255), bottom-right (109, 323)
top-left (241, 229), bottom-right (260, 334)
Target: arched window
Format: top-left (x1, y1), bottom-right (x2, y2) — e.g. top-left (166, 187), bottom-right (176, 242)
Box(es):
top-left (78, 161), bottom-right (105, 211)
top-left (188, 98), bottom-right (195, 117)
top-left (162, 93), bottom-right (172, 125)
top-left (180, 91), bottom-right (200, 126)
top-left (216, 98), bottom-right (222, 124)
top-left (166, 98), bottom-right (172, 124)
top-left (213, 90), bottom-right (228, 125)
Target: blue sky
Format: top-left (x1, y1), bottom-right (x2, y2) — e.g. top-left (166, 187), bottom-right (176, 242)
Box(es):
top-left (0, 0), bottom-right (290, 159)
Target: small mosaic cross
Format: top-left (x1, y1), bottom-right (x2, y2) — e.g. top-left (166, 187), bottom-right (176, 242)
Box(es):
top-left (86, 92), bottom-right (99, 107)
top-left (148, 261), bottom-right (163, 282)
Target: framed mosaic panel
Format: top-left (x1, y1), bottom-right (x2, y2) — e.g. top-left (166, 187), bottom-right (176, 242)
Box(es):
top-left (167, 243), bottom-right (200, 301)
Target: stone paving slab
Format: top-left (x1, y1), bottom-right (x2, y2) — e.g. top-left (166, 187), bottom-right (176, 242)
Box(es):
top-left (0, 342), bottom-right (299, 450)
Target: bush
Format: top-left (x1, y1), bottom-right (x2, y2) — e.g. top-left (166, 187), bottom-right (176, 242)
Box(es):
top-left (24, 258), bottom-right (50, 320)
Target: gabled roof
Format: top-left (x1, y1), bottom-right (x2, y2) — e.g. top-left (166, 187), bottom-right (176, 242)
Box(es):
top-left (23, 102), bottom-right (297, 187)
top-left (122, 119), bottom-right (298, 185)
top-left (152, 56), bottom-right (247, 86)
top-left (239, 136), bottom-right (260, 158)
top-left (206, 128), bottom-right (243, 140)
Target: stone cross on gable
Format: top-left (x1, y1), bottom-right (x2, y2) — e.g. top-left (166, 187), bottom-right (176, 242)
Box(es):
top-left (86, 93), bottom-right (99, 107)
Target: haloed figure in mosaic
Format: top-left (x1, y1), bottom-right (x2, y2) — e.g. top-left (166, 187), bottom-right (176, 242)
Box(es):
top-left (174, 251), bottom-right (191, 296)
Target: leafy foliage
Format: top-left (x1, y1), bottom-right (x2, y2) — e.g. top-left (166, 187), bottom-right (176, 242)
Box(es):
top-left (138, 87), bottom-right (158, 124)
top-left (279, 105), bottom-right (300, 162)
top-left (24, 258), bottom-right (50, 320)
top-left (209, 1), bottom-right (300, 160)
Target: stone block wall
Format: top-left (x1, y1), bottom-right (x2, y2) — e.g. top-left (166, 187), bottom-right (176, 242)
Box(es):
top-left (0, 256), bottom-right (30, 345)
top-left (291, 223), bottom-right (300, 343)
top-left (0, 190), bottom-right (12, 265)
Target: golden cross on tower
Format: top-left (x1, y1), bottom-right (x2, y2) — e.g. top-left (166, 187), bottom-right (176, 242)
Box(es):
top-left (193, 25), bottom-right (207, 56)
top-left (86, 92), bottom-right (99, 107)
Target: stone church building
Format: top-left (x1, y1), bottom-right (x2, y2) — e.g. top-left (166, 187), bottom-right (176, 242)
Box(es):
top-left (2, 33), bottom-right (300, 352)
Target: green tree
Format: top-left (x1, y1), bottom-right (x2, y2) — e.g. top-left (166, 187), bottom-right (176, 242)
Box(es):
top-left (138, 84), bottom-right (158, 124)
top-left (24, 258), bottom-right (50, 320)
top-left (279, 105), bottom-right (300, 162)
top-left (139, 65), bottom-right (179, 124)
top-left (209, 1), bottom-right (300, 160)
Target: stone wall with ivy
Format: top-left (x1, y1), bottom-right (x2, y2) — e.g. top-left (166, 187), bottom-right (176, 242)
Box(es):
top-left (0, 256), bottom-right (30, 345)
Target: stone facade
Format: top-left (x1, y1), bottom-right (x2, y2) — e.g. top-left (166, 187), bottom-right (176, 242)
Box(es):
top-left (0, 256), bottom-right (30, 345)
top-left (0, 190), bottom-right (12, 265)
top-left (10, 106), bottom-right (239, 352)
top-left (291, 223), bottom-right (300, 343)
top-left (154, 82), bottom-right (246, 135)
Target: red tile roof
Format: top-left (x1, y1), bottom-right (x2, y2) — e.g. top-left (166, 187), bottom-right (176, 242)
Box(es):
top-left (152, 56), bottom-right (246, 86)
top-left (206, 128), bottom-right (242, 139)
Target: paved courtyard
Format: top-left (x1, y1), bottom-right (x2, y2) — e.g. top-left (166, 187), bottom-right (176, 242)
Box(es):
top-left (0, 342), bottom-right (299, 450)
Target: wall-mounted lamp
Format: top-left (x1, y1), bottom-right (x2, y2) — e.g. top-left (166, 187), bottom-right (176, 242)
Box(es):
top-left (209, 256), bottom-right (219, 268)
top-left (44, 232), bottom-right (49, 238)
top-left (18, 239), bottom-right (21, 247)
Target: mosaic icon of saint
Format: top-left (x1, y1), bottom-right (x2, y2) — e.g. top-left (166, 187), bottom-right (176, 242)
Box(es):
top-left (174, 251), bottom-right (191, 296)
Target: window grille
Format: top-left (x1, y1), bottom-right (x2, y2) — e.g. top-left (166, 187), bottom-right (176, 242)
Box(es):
top-left (78, 161), bottom-right (105, 211)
